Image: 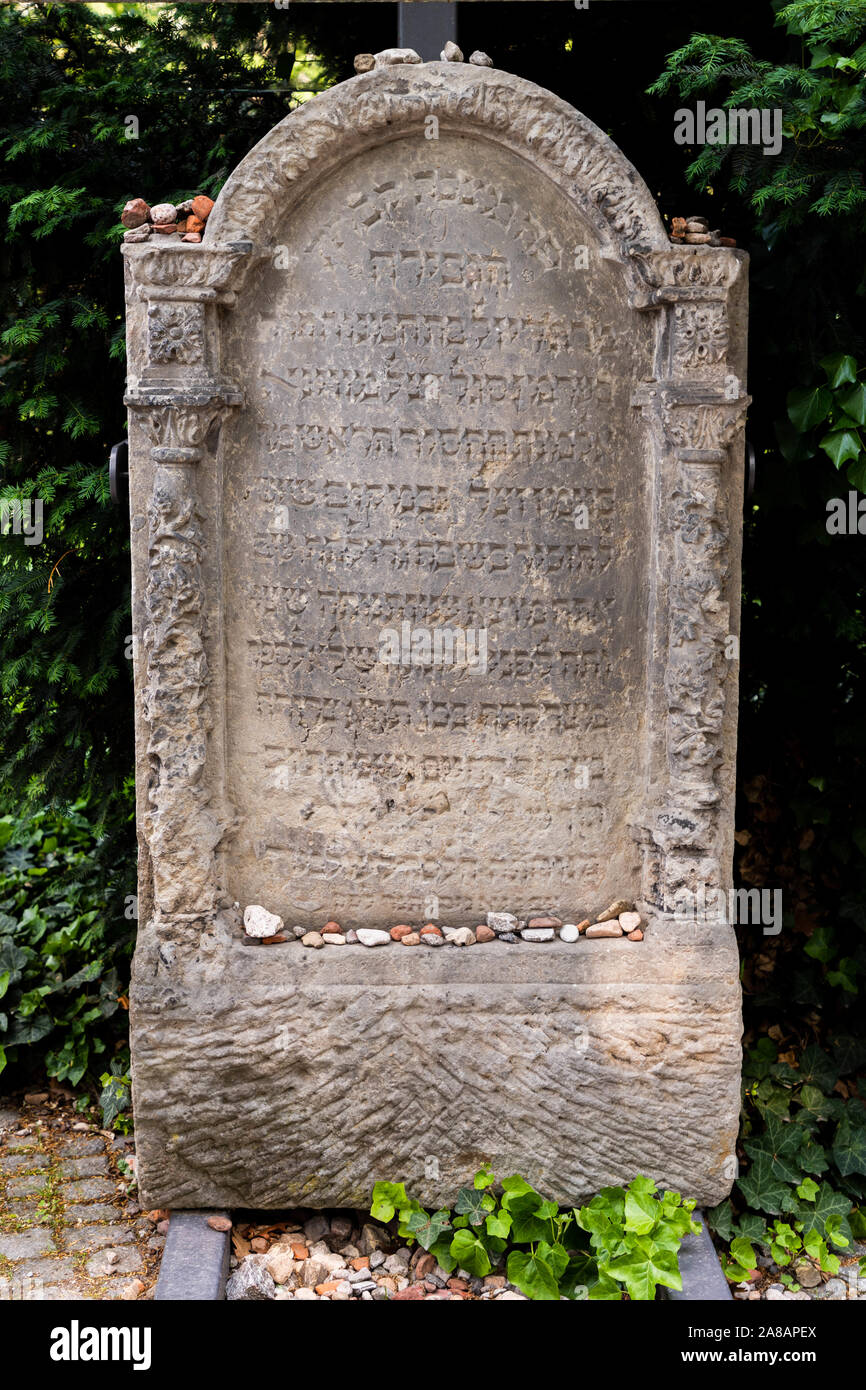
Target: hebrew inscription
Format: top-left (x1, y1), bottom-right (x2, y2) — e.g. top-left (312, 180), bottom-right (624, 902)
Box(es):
top-left (221, 136), bottom-right (655, 923)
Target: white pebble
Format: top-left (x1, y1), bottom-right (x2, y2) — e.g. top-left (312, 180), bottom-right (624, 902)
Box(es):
top-left (357, 929), bottom-right (392, 948)
top-left (243, 903), bottom-right (284, 937)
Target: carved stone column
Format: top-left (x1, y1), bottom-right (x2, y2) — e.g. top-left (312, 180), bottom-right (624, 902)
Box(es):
top-left (632, 246), bottom-right (750, 914)
top-left (123, 245), bottom-right (249, 942)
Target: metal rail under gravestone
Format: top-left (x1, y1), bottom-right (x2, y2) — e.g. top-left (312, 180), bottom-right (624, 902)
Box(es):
top-left (123, 56), bottom-right (746, 1211)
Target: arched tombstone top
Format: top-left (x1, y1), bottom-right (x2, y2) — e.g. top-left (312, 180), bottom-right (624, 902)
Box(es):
top-left (205, 62), bottom-right (669, 268)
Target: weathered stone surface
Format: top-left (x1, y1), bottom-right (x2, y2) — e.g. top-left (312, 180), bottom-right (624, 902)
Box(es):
top-left (131, 931), bottom-right (740, 1208)
top-left (124, 62), bottom-right (747, 1209)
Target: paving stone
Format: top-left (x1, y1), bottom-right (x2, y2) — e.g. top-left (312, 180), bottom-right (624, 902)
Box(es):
top-left (35, 1282), bottom-right (87, 1301)
top-left (3, 1255), bottom-right (79, 1283)
top-left (62, 1178), bottom-right (116, 1201)
top-left (6, 1176), bottom-right (48, 1198)
top-left (85, 1247), bottom-right (144, 1278)
top-left (5, 1199), bottom-right (51, 1224)
top-left (0, 1228), bottom-right (56, 1260)
top-left (57, 1155), bottom-right (110, 1179)
top-left (55, 1138), bottom-right (105, 1158)
top-left (63, 1223), bottom-right (134, 1252)
top-left (0, 1154), bottom-right (46, 1174)
top-left (65, 1202), bottom-right (115, 1222)
top-left (0, 1108), bottom-right (20, 1134)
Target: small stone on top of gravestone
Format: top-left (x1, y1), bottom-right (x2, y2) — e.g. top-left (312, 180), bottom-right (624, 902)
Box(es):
top-left (444, 927), bottom-right (475, 946)
top-left (520, 928), bottom-right (555, 942)
top-left (123, 225), bottom-right (151, 243)
top-left (618, 911), bottom-right (643, 934)
top-left (441, 41), bottom-right (463, 62)
top-left (243, 904), bottom-right (283, 937)
top-left (487, 912), bottom-right (518, 934)
top-left (357, 929), bottom-right (391, 948)
top-left (559, 924), bottom-right (580, 943)
top-left (585, 921), bottom-right (624, 938)
top-left (469, 51), bottom-right (493, 66)
top-left (596, 899), bottom-right (633, 923)
top-left (373, 48), bottom-right (422, 68)
top-left (149, 202), bottom-right (177, 225)
top-left (354, 53), bottom-right (375, 73)
top-left (121, 198), bottom-right (150, 229)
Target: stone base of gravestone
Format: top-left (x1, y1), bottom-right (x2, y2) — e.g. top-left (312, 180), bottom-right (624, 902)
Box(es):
top-left (131, 919), bottom-right (740, 1210)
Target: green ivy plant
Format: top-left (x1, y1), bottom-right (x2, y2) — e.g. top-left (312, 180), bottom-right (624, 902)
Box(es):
top-left (0, 803), bottom-right (134, 1084)
top-left (99, 1049), bottom-right (133, 1133)
top-left (370, 1170), bottom-right (700, 1301)
top-left (784, 353), bottom-right (866, 494)
top-left (709, 1035), bottom-right (866, 1277)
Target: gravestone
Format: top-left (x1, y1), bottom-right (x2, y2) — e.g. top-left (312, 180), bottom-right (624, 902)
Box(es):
top-left (124, 59), bottom-right (748, 1210)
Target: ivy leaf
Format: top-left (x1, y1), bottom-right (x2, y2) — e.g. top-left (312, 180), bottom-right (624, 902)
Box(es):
top-left (787, 384), bottom-right (833, 431)
top-left (827, 958), bottom-right (859, 994)
top-left (729, 1236), bottom-right (757, 1275)
top-left (804, 926), bottom-right (835, 963)
top-left (798, 1083), bottom-right (835, 1123)
top-left (587, 1266), bottom-right (622, 1301)
top-left (833, 1114), bottom-right (866, 1178)
top-left (706, 1199), bottom-right (735, 1242)
top-left (799, 1045), bottom-right (839, 1093)
top-left (501, 1177), bottom-right (552, 1242)
top-left (798, 1136), bottom-right (830, 1177)
top-left (606, 1242), bottom-right (682, 1300)
top-left (833, 1035), bottom-right (866, 1076)
top-left (796, 1183), bottom-right (852, 1246)
top-left (819, 427), bottom-right (863, 469)
top-left (506, 1249), bottom-right (559, 1301)
top-left (797, 1177), bottom-right (820, 1202)
top-left (820, 353), bottom-right (858, 387)
top-left (405, 1208), bottom-right (452, 1250)
top-left (737, 1151), bottom-right (798, 1214)
top-left (846, 455), bottom-right (866, 492)
top-left (429, 1234), bottom-right (456, 1273)
top-left (536, 1240), bottom-right (570, 1281)
top-left (473, 1165), bottom-right (495, 1190)
top-left (454, 1185), bottom-right (494, 1226)
top-left (737, 1212), bottom-right (767, 1243)
top-left (624, 1187), bottom-right (659, 1235)
top-left (369, 1180), bottom-right (408, 1224)
top-left (839, 382), bottom-right (866, 425)
top-left (485, 1209), bottom-right (512, 1240)
top-left (449, 1228), bottom-right (491, 1278)
top-left (744, 1114), bottom-right (806, 1184)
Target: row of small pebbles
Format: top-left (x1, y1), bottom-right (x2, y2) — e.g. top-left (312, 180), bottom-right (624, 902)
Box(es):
top-left (353, 45), bottom-right (493, 73)
top-left (226, 1212), bottom-right (526, 1301)
top-left (242, 900), bottom-right (645, 947)
top-left (669, 213), bottom-right (736, 248)
top-left (121, 193), bottom-right (215, 244)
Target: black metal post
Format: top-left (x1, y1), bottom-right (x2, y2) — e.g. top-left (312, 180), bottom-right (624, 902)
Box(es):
top-left (398, 2), bottom-right (457, 60)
